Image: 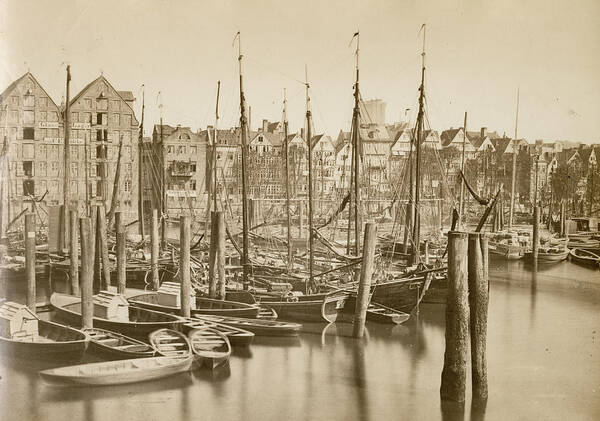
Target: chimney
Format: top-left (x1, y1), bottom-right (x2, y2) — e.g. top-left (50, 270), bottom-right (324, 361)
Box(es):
top-left (480, 127), bottom-right (487, 138)
top-left (300, 127), bottom-right (305, 140)
top-left (262, 119), bottom-right (268, 133)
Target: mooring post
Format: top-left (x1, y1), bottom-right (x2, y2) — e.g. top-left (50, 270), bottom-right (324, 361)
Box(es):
top-left (93, 205), bottom-right (101, 294)
top-left (216, 211), bottom-right (226, 300)
top-left (79, 217), bottom-right (94, 329)
top-left (560, 201), bottom-right (565, 237)
top-left (25, 213), bottom-right (36, 313)
top-left (352, 222), bottom-right (377, 338)
top-left (115, 212), bottom-right (126, 294)
top-left (468, 232), bottom-right (489, 402)
top-left (440, 231), bottom-right (469, 403)
top-left (532, 206), bottom-right (539, 261)
top-left (180, 215), bottom-right (191, 318)
top-left (69, 210), bottom-right (80, 296)
top-left (151, 208), bottom-right (160, 290)
top-left (97, 204), bottom-right (111, 290)
top-left (208, 211), bottom-right (217, 298)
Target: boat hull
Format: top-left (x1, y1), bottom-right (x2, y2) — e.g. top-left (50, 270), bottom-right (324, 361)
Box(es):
top-left (39, 356), bottom-right (192, 386)
top-left (0, 320), bottom-right (88, 362)
top-left (83, 328), bottom-right (155, 360)
top-left (371, 276), bottom-right (425, 313)
top-left (50, 293), bottom-right (186, 340)
top-left (196, 315), bottom-right (301, 337)
top-left (260, 293), bottom-right (347, 323)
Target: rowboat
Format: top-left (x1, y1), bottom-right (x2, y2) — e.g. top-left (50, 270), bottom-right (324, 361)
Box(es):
top-left (128, 292), bottom-right (260, 319)
top-left (82, 328), bottom-right (155, 360)
top-left (149, 329), bottom-right (192, 358)
top-left (182, 320), bottom-right (254, 347)
top-left (339, 295), bottom-right (411, 325)
top-left (258, 291), bottom-right (348, 323)
top-left (524, 248), bottom-right (570, 264)
top-left (371, 276), bottom-right (426, 313)
top-left (225, 291), bottom-right (278, 319)
top-left (196, 314), bottom-right (302, 337)
top-left (0, 319), bottom-right (88, 362)
top-left (39, 356), bottom-right (193, 386)
top-left (50, 293), bottom-right (186, 340)
top-left (187, 327), bottom-right (231, 370)
top-left (567, 237), bottom-right (600, 250)
top-left (569, 248), bottom-right (600, 268)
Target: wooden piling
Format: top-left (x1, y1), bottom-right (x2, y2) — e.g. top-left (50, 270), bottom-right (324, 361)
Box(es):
top-left (24, 213), bottom-right (36, 313)
top-left (179, 215), bottom-right (191, 318)
top-left (151, 208), bottom-right (160, 290)
top-left (115, 212), bottom-right (126, 294)
top-left (216, 211), bottom-right (226, 300)
top-left (440, 231), bottom-right (469, 403)
top-left (208, 212), bottom-right (217, 298)
top-left (468, 233), bottom-right (489, 402)
top-left (352, 222), bottom-right (377, 338)
top-left (79, 217), bottom-right (94, 329)
top-left (69, 210), bottom-right (80, 296)
top-left (97, 204), bottom-right (111, 290)
top-left (532, 206), bottom-right (539, 261)
top-left (93, 206), bottom-right (101, 294)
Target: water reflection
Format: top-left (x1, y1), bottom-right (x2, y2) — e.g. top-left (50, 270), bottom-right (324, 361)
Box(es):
top-left (352, 343), bottom-right (369, 421)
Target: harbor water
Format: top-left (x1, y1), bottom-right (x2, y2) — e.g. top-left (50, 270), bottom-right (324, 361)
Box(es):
top-left (0, 260), bottom-right (599, 421)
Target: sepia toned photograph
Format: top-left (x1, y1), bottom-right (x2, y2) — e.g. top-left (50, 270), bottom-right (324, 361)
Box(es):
top-left (0, 1), bottom-right (598, 420)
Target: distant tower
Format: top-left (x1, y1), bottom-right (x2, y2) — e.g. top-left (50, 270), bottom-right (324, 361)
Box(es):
top-left (361, 99), bottom-right (386, 125)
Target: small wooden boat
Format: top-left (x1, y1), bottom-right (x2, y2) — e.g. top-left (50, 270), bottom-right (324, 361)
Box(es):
top-left (183, 319), bottom-right (254, 347)
top-left (524, 248), bottom-right (570, 264)
top-left (187, 327), bottom-right (231, 370)
top-left (569, 248), bottom-right (600, 268)
top-left (128, 292), bottom-right (260, 319)
top-left (340, 295), bottom-right (411, 325)
top-left (50, 293), bottom-right (186, 340)
top-left (567, 237), bottom-right (600, 250)
top-left (258, 291), bottom-right (348, 323)
top-left (0, 318), bottom-right (88, 362)
top-left (225, 291), bottom-right (278, 320)
top-left (39, 356), bottom-right (193, 386)
top-left (196, 315), bottom-right (301, 337)
top-left (149, 329), bottom-right (192, 358)
top-left (82, 328), bottom-right (155, 360)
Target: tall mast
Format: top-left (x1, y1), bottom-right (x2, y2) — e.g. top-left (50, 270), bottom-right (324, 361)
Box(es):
top-left (213, 81), bottom-right (220, 211)
top-left (509, 88), bottom-right (520, 228)
top-left (412, 24), bottom-right (426, 265)
top-left (305, 66), bottom-right (314, 290)
top-left (138, 84), bottom-right (145, 238)
top-left (351, 31), bottom-right (361, 256)
top-left (159, 92), bottom-right (166, 250)
top-left (459, 111), bottom-right (467, 226)
top-left (283, 88), bottom-right (292, 270)
top-left (63, 65), bottom-right (71, 251)
top-left (235, 32), bottom-right (250, 289)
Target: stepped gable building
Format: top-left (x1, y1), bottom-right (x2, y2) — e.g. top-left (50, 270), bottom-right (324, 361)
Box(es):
top-left (68, 75), bottom-right (139, 221)
top-left (151, 124), bottom-right (207, 218)
top-left (0, 72), bottom-right (64, 233)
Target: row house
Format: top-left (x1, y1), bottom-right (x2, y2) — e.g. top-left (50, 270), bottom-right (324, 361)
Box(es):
top-left (248, 126), bottom-right (284, 199)
top-left (0, 72), bottom-right (64, 233)
top-left (151, 124), bottom-right (207, 218)
top-left (68, 75), bottom-right (139, 221)
top-left (311, 134), bottom-right (336, 201)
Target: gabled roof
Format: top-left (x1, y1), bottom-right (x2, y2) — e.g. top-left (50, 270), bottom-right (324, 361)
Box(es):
top-left (0, 72), bottom-right (60, 110)
top-left (359, 124), bottom-right (391, 142)
top-left (69, 74), bottom-right (138, 121)
top-left (440, 128), bottom-right (463, 147)
top-left (267, 122), bottom-right (281, 132)
top-left (310, 134), bottom-right (333, 149)
top-left (493, 138), bottom-right (512, 154)
top-left (117, 91), bottom-right (135, 102)
top-left (153, 124), bottom-right (177, 139)
top-left (205, 127), bottom-right (241, 146)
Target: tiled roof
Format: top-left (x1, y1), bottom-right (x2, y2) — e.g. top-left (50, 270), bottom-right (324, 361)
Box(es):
top-left (440, 128), bottom-right (462, 147)
top-left (117, 91), bottom-right (135, 102)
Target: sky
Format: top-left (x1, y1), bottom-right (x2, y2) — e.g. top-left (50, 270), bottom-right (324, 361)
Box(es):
top-left (1, 0), bottom-right (599, 143)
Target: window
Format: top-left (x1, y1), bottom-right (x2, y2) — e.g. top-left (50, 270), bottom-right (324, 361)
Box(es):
top-left (167, 145), bottom-right (174, 153)
top-left (38, 97), bottom-right (47, 107)
top-left (96, 145), bottom-right (106, 159)
top-left (111, 100), bottom-right (120, 111)
top-left (49, 112), bottom-right (58, 122)
top-left (84, 98), bottom-right (92, 109)
top-left (70, 112), bottom-right (78, 122)
top-left (40, 111), bottom-right (47, 121)
top-left (70, 162), bottom-right (78, 177)
top-left (96, 112), bottom-right (107, 125)
top-left (123, 114), bottom-right (131, 127)
top-left (23, 111), bottom-right (34, 125)
top-left (178, 146), bottom-right (186, 154)
top-left (190, 146), bottom-right (197, 154)
top-left (125, 163), bottom-right (132, 173)
top-left (23, 180), bottom-right (35, 196)
top-left (38, 162), bottom-right (47, 176)
top-left (23, 128), bottom-right (35, 140)
top-left (23, 161), bottom-right (34, 177)
top-left (70, 146), bottom-right (78, 159)
top-left (113, 114), bottom-right (120, 126)
top-left (125, 146), bottom-right (131, 157)
top-left (81, 112), bottom-right (90, 123)
top-left (190, 180), bottom-right (196, 190)
top-left (124, 180), bottom-right (131, 192)
top-left (97, 98), bottom-right (108, 110)
top-left (37, 145), bottom-right (46, 159)
top-left (190, 163), bottom-right (196, 173)
top-left (11, 96), bottom-right (19, 106)
top-left (10, 111), bottom-right (18, 123)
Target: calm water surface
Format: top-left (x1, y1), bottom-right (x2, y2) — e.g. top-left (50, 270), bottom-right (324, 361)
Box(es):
top-left (0, 260), bottom-right (599, 421)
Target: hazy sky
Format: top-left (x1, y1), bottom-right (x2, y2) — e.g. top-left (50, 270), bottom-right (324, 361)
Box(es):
top-left (1, 0), bottom-right (599, 143)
